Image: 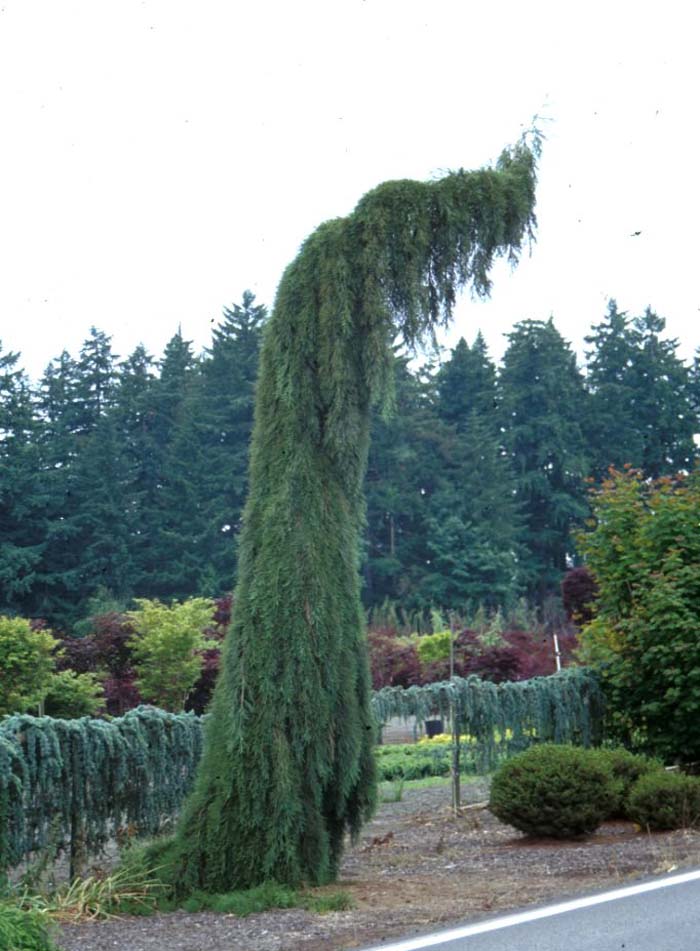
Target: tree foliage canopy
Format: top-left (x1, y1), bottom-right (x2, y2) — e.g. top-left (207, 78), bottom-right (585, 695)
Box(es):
top-left (578, 468), bottom-right (700, 762)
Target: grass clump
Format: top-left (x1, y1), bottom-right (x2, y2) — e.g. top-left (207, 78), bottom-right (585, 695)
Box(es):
top-left (379, 779), bottom-right (405, 803)
top-left (489, 743), bottom-right (621, 839)
top-left (627, 770), bottom-right (700, 831)
top-left (0, 902), bottom-right (57, 951)
top-left (117, 841), bottom-right (352, 917)
top-left (180, 883), bottom-right (353, 916)
top-left (181, 882), bottom-right (299, 915)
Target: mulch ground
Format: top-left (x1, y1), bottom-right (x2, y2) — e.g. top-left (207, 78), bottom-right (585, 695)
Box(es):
top-left (57, 779), bottom-right (700, 951)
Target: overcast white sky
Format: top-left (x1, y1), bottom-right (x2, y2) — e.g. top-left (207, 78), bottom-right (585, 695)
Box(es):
top-left (1, 1), bottom-right (698, 380)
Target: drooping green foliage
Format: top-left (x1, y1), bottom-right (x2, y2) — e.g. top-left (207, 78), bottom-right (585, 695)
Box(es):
top-left (0, 707), bottom-right (202, 873)
top-left (165, 137), bottom-right (541, 893)
top-left (578, 467), bottom-right (700, 762)
top-left (372, 667), bottom-right (604, 771)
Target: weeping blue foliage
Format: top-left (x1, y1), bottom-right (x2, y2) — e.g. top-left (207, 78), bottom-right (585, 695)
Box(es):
top-left (1, 667), bottom-right (601, 872)
top-left (0, 707), bottom-right (202, 872)
top-left (372, 667), bottom-right (604, 771)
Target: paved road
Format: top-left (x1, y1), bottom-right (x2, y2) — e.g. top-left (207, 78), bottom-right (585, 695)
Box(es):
top-left (359, 869), bottom-right (700, 951)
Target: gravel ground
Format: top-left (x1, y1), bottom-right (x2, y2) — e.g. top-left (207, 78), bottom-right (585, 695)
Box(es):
top-left (56, 779), bottom-right (700, 951)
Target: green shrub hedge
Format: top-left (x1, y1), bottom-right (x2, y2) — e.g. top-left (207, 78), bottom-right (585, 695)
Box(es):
top-left (374, 742), bottom-right (478, 781)
top-left (489, 743), bottom-right (621, 838)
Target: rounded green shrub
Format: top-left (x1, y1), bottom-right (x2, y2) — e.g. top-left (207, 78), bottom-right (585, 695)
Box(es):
top-left (489, 743), bottom-right (621, 838)
top-left (627, 770), bottom-right (700, 831)
top-left (589, 747), bottom-right (663, 819)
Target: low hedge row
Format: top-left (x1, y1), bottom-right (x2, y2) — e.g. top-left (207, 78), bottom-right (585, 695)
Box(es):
top-left (489, 743), bottom-right (700, 838)
top-left (374, 741), bottom-right (481, 781)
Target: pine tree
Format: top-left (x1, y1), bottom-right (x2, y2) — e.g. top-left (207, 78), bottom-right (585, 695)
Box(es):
top-left (32, 352), bottom-right (83, 624)
top-left (584, 301), bottom-right (696, 478)
top-left (133, 331), bottom-right (203, 600)
top-left (163, 136), bottom-right (540, 892)
top-left (628, 308), bottom-right (696, 477)
top-left (34, 332), bottom-right (122, 625)
top-left (112, 345), bottom-right (159, 586)
top-left (196, 291), bottom-right (267, 593)
top-left (364, 355), bottom-right (437, 608)
top-left (435, 332), bottom-right (498, 427)
top-left (500, 318), bottom-right (589, 602)
top-left (0, 344), bottom-right (45, 615)
top-left (421, 409), bottom-right (523, 608)
top-left (583, 300), bottom-right (643, 479)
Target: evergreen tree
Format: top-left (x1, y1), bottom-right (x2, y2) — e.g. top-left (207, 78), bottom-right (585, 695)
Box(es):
top-left (500, 318), bottom-right (589, 602)
top-left (364, 355), bottom-right (436, 607)
top-left (628, 308), bottom-right (696, 477)
top-left (136, 331), bottom-right (204, 600)
top-left (421, 409), bottom-right (523, 608)
top-left (162, 136), bottom-right (540, 892)
top-left (0, 344), bottom-right (45, 615)
top-left (32, 352), bottom-right (82, 623)
top-left (690, 349), bottom-right (700, 426)
top-left (435, 332), bottom-right (497, 427)
top-left (583, 300), bottom-right (642, 478)
top-left (34, 332), bottom-right (121, 626)
top-left (196, 291), bottom-right (267, 593)
top-left (585, 302), bottom-right (696, 479)
top-left (74, 327), bottom-right (118, 434)
top-left (112, 345), bottom-right (159, 584)
top-left (67, 415), bottom-right (133, 602)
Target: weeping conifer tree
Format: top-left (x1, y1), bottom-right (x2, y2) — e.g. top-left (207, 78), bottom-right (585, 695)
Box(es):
top-left (167, 135), bottom-right (540, 893)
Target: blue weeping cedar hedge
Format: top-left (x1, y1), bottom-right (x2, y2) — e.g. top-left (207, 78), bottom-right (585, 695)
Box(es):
top-left (0, 706), bottom-right (203, 875)
top-left (0, 668), bottom-right (602, 872)
top-left (373, 667), bottom-right (604, 771)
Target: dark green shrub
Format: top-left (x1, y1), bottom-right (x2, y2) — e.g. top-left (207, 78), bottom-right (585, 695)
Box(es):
top-left (0, 903), bottom-right (56, 951)
top-left (627, 770), bottom-right (700, 830)
top-left (589, 747), bottom-right (662, 818)
top-left (489, 743), bottom-right (621, 838)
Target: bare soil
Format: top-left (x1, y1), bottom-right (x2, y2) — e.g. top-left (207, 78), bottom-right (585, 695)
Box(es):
top-left (57, 779), bottom-right (700, 951)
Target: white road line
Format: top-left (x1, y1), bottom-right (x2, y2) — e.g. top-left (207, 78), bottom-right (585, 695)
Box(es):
top-left (362, 868), bottom-right (700, 951)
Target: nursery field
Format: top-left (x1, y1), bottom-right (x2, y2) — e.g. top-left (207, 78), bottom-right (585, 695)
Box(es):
top-left (56, 778), bottom-right (700, 951)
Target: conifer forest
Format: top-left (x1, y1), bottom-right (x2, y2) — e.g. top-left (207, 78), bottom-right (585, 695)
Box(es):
top-left (1, 295), bottom-right (698, 632)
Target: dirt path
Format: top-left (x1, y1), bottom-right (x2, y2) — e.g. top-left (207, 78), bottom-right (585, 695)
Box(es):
top-left (57, 780), bottom-right (700, 951)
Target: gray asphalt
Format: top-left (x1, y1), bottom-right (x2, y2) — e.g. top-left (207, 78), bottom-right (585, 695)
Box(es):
top-left (359, 871), bottom-right (700, 951)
